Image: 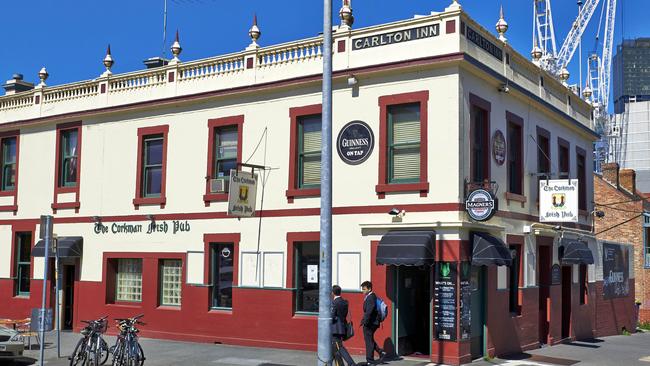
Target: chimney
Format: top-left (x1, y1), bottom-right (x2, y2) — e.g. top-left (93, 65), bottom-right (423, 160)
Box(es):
top-left (2, 74), bottom-right (34, 95)
top-left (601, 162), bottom-right (619, 187)
top-left (619, 169), bottom-right (636, 194)
top-left (143, 57), bottom-right (169, 69)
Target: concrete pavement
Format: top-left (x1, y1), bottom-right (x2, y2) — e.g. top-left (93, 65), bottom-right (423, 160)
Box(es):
top-left (11, 330), bottom-right (650, 366)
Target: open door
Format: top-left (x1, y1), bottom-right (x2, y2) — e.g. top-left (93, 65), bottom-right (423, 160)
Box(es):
top-left (470, 266), bottom-right (485, 359)
top-left (395, 266), bottom-right (431, 357)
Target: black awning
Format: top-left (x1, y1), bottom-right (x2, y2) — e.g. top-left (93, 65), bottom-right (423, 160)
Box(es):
top-left (559, 239), bottom-right (594, 265)
top-left (32, 237), bottom-right (83, 258)
top-left (471, 232), bottom-right (513, 266)
top-left (376, 230), bottom-right (436, 266)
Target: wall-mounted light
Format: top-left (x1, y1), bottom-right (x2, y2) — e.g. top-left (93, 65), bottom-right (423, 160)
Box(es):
top-left (347, 74), bottom-right (358, 87)
top-left (388, 208), bottom-right (406, 222)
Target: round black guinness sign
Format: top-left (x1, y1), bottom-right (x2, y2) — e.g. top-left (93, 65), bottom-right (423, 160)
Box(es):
top-left (337, 120), bottom-right (374, 165)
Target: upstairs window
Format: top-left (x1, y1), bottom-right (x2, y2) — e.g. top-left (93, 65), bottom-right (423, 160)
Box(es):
top-left (536, 128), bottom-right (551, 201)
top-left (558, 139), bottom-right (570, 179)
top-left (297, 114), bottom-right (322, 189)
top-left (204, 116), bottom-right (243, 204)
top-left (470, 95), bottom-right (491, 183)
top-left (388, 103), bottom-right (421, 183)
top-left (577, 148), bottom-right (587, 211)
top-left (1, 136), bottom-right (17, 191)
top-left (213, 127), bottom-right (238, 180)
top-left (507, 115), bottom-right (524, 195)
top-left (58, 129), bottom-right (78, 187)
top-left (142, 135), bottom-right (164, 198)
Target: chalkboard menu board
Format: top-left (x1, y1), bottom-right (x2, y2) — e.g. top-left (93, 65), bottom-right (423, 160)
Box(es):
top-left (434, 262), bottom-right (457, 341)
top-left (551, 264), bottom-right (561, 285)
top-left (459, 262), bottom-right (471, 341)
top-left (602, 243), bottom-right (630, 299)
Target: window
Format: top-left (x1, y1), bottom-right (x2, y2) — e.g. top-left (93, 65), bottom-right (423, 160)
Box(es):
top-left (509, 244), bottom-right (522, 315)
top-left (116, 259), bottom-right (142, 302)
top-left (287, 104), bottom-right (322, 202)
top-left (294, 242), bottom-right (319, 313)
top-left (134, 125), bottom-right (168, 208)
top-left (644, 214), bottom-right (650, 268)
top-left (160, 259), bottom-right (182, 306)
top-left (579, 264), bottom-right (588, 305)
top-left (297, 115), bottom-right (322, 188)
top-left (14, 232), bottom-right (31, 296)
top-left (577, 148), bottom-right (587, 211)
top-left (558, 138), bottom-right (570, 179)
top-left (58, 129), bottom-right (79, 187)
top-left (1, 137), bottom-right (16, 191)
top-left (210, 243), bottom-right (234, 309)
top-left (470, 94), bottom-right (490, 183)
top-left (388, 103), bottom-right (421, 183)
top-left (507, 113), bottom-right (524, 195)
top-left (376, 91), bottom-right (429, 197)
top-left (536, 128), bottom-right (551, 201)
top-left (204, 116), bottom-right (243, 204)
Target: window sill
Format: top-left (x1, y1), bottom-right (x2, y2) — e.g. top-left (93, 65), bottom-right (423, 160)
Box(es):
top-left (133, 197), bottom-right (166, 209)
top-left (375, 182), bottom-right (429, 198)
top-left (505, 192), bottom-right (526, 207)
top-left (51, 201), bottom-right (80, 211)
top-left (106, 302), bottom-right (143, 309)
top-left (208, 308), bottom-right (233, 315)
top-left (203, 192), bottom-right (228, 206)
top-left (286, 188), bottom-right (321, 203)
top-left (0, 205), bottom-right (18, 212)
top-left (293, 312), bottom-right (318, 318)
top-left (0, 190), bottom-right (15, 197)
top-left (55, 186), bottom-right (77, 194)
top-left (156, 305), bottom-right (181, 311)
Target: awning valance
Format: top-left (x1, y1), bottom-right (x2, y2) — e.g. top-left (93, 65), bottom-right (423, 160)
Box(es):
top-left (559, 238), bottom-right (594, 265)
top-left (376, 230), bottom-right (436, 266)
top-left (471, 232), bottom-right (513, 266)
top-left (32, 237), bottom-right (83, 258)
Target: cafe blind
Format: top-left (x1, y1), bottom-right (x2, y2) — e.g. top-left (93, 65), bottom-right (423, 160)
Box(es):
top-left (299, 115), bottom-right (322, 188)
top-left (389, 103), bottom-right (420, 182)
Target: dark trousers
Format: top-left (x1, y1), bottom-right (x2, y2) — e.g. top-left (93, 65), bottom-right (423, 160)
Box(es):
top-left (362, 325), bottom-right (382, 362)
top-left (333, 335), bottom-right (356, 366)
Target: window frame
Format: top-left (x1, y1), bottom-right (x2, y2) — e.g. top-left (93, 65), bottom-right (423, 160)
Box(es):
top-left (558, 137), bottom-right (571, 180)
top-left (204, 116), bottom-right (244, 205)
top-left (13, 231), bottom-right (32, 297)
top-left (52, 121), bottom-right (82, 213)
top-left (159, 258), bottom-right (183, 307)
top-left (203, 233), bottom-right (240, 311)
top-left (297, 115), bottom-right (322, 189)
top-left (507, 235), bottom-right (524, 316)
top-left (376, 91), bottom-right (429, 198)
top-left (286, 232), bottom-right (320, 316)
top-left (133, 125), bottom-right (169, 209)
top-left (286, 104), bottom-right (322, 203)
top-left (115, 258), bottom-right (143, 303)
top-left (387, 103), bottom-right (422, 184)
top-left (576, 146), bottom-right (587, 211)
top-left (469, 94), bottom-right (491, 184)
top-left (644, 213), bottom-right (650, 268)
top-left (536, 127), bottom-right (551, 202)
top-left (0, 130), bottom-right (19, 212)
top-left (506, 112), bottom-right (524, 197)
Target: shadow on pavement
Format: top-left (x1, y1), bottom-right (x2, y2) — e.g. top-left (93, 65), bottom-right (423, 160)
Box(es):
top-left (499, 353), bottom-right (579, 365)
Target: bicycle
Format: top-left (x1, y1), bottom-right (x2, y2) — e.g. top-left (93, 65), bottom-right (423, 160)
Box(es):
top-left (110, 314), bottom-right (146, 366)
top-left (69, 316), bottom-right (109, 366)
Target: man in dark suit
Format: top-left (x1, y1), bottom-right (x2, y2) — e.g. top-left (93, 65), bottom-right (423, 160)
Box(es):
top-left (331, 285), bottom-right (356, 366)
top-left (360, 281), bottom-right (385, 365)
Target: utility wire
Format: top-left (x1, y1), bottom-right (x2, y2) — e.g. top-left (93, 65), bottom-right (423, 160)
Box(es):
top-left (595, 213), bottom-right (643, 235)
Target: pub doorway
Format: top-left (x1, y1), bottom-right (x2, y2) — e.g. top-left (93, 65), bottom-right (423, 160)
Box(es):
top-left (394, 266), bottom-right (431, 357)
top-left (538, 245), bottom-right (551, 345)
top-left (470, 266), bottom-right (486, 360)
top-left (62, 264), bottom-right (76, 330)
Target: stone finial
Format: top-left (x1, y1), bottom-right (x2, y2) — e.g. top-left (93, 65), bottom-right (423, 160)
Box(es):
top-left (446, 0), bottom-right (461, 11)
top-left (339, 0), bottom-right (354, 30)
top-left (171, 30), bottom-right (182, 62)
top-left (248, 14), bottom-right (261, 48)
top-left (582, 84), bottom-right (593, 100)
top-left (531, 40), bottom-right (543, 63)
top-left (559, 67), bottom-right (570, 85)
top-left (102, 44), bottom-right (114, 76)
top-left (38, 67), bottom-right (49, 87)
top-left (495, 5), bottom-right (508, 43)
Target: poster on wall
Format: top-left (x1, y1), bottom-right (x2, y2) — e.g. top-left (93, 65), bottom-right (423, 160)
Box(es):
top-left (434, 262), bottom-right (457, 341)
top-left (459, 262), bottom-right (472, 341)
top-left (539, 179), bottom-right (579, 222)
top-left (602, 243), bottom-right (630, 299)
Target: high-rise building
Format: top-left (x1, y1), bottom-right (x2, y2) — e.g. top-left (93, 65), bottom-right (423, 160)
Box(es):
top-left (613, 38), bottom-right (650, 113)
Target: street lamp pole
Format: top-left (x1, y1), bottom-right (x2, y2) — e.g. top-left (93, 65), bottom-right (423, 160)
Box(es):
top-left (317, 0), bottom-right (333, 364)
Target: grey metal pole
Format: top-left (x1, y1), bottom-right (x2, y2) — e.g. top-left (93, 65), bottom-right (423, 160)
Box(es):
top-left (55, 238), bottom-right (60, 358)
top-left (39, 215), bottom-right (53, 366)
top-left (317, 0), bottom-right (333, 364)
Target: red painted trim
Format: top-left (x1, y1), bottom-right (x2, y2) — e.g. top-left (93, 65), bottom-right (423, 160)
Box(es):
top-left (558, 137), bottom-right (571, 179)
top-left (337, 40), bottom-right (346, 53)
top-left (446, 20), bottom-right (456, 34)
top-left (506, 111), bottom-right (524, 196)
top-left (469, 93), bottom-right (491, 183)
top-left (203, 233), bottom-right (241, 286)
top-left (133, 125), bottom-right (169, 209)
top-left (0, 130), bottom-right (19, 214)
top-left (168, 72), bottom-right (175, 83)
top-left (286, 232), bottom-right (320, 289)
top-left (287, 104), bottom-right (322, 203)
top-left (246, 57), bottom-right (254, 69)
top-left (52, 121), bottom-right (82, 213)
top-left (203, 115), bottom-right (244, 206)
top-left (376, 90), bottom-right (429, 198)
top-left (0, 53), bottom-right (464, 132)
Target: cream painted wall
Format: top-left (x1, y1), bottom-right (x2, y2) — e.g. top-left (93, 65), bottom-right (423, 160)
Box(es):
top-left (0, 225), bottom-right (12, 278)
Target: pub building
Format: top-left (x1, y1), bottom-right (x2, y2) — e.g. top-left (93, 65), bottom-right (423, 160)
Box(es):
top-left (0, 1), bottom-right (636, 364)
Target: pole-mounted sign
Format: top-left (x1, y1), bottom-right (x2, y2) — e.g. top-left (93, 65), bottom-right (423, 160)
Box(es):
top-left (227, 170), bottom-right (258, 217)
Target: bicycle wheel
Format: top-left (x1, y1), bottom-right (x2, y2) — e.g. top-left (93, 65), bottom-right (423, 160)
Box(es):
top-left (136, 342), bottom-right (145, 366)
top-left (99, 338), bottom-right (110, 365)
top-left (70, 338), bottom-right (88, 366)
top-left (111, 341), bottom-right (125, 366)
top-left (333, 353), bottom-right (344, 366)
top-left (92, 338), bottom-right (101, 366)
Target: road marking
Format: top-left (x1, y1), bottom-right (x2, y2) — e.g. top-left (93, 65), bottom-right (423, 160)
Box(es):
top-left (639, 356), bottom-right (650, 362)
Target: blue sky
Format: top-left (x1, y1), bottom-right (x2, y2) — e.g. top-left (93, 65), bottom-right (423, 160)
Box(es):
top-left (0, 0), bottom-right (646, 90)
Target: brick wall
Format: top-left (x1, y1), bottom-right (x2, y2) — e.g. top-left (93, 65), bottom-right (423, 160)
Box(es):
top-left (594, 174), bottom-right (649, 322)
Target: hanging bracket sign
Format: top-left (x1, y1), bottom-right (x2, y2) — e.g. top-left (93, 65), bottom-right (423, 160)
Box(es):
top-left (465, 188), bottom-right (497, 221)
top-left (228, 170), bottom-right (258, 217)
